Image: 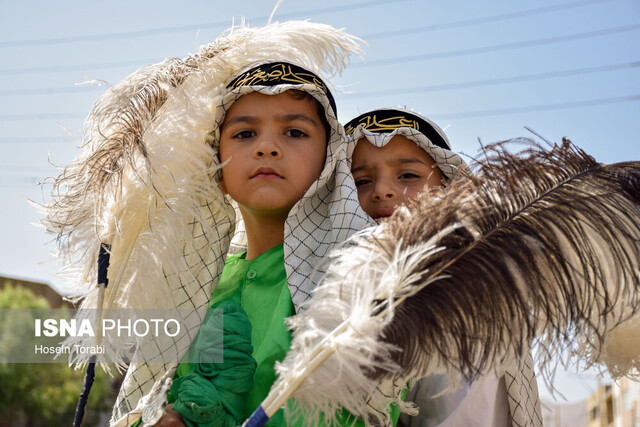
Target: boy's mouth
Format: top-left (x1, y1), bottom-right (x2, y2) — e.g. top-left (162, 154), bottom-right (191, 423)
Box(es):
top-left (371, 207), bottom-right (395, 219)
top-left (251, 166), bottom-right (283, 179)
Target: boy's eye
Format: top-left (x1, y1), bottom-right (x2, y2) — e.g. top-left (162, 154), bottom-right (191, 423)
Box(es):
top-left (354, 177), bottom-right (371, 187)
top-left (285, 129), bottom-right (307, 138)
top-left (399, 172), bottom-right (420, 180)
top-left (233, 130), bottom-right (256, 139)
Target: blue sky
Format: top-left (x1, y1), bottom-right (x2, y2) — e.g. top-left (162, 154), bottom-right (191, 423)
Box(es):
top-left (1, 0), bottom-right (638, 403)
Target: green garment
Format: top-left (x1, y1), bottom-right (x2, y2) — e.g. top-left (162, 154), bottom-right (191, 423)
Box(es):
top-left (172, 244), bottom-right (400, 426)
top-left (209, 244), bottom-right (293, 426)
top-left (168, 299), bottom-right (257, 427)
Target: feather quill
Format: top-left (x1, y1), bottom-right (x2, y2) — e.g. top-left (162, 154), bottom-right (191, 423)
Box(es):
top-left (263, 138), bottom-right (640, 426)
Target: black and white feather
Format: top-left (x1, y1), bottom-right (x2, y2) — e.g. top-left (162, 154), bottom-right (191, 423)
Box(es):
top-left (271, 138), bottom-right (640, 425)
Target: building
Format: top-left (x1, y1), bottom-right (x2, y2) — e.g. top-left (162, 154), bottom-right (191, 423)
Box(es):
top-left (587, 380), bottom-right (615, 426)
top-left (540, 375), bottom-right (640, 426)
top-left (612, 377), bottom-right (640, 427)
top-left (584, 377), bottom-right (640, 427)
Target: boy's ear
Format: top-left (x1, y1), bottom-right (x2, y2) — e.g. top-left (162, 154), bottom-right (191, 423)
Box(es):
top-left (218, 172), bottom-right (228, 195)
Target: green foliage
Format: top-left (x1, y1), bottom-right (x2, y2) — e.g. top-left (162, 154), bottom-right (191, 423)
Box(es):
top-left (0, 284), bottom-right (49, 309)
top-left (0, 285), bottom-right (115, 427)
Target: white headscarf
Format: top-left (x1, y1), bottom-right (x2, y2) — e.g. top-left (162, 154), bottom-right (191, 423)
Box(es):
top-left (210, 61), bottom-right (370, 311)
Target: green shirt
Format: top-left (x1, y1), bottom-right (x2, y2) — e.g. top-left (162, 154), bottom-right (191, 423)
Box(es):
top-left (173, 244), bottom-right (400, 426)
top-left (210, 244), bottom-right (293, 426)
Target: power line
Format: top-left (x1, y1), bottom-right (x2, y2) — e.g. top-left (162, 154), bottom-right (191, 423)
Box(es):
top-left (0, 166), bottom-right (56, 174)
top-left (355, 24), bottom-right (640, 68)
top-left (0, 113), bottom-right (85, 122)
top-left (0, 58), bottom-right (159, 76)
top-left (8, 60), bottom-right (638, 98)
top-left (428, 94), bottom-right (640, 120)
top-left (362, 0), bottom-right (617, 40)
top-left (3, 22), bottom-right (637, 77)
top-left (0, 0), bottom-right (408, 48)
top-left (0, 177), bottom-right (41, 187)
top-left (0, 0), bottom-right (613, 49)
top-left (338, 61), bottom-right (640, 99)
top-left (0, 137), bottom-right (78, 144)
top-left (1, 94), bottom-right (637, 126)
top-left (0, 85), bottom-right (104, 97)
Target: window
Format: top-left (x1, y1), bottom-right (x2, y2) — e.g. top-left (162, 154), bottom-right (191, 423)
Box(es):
top-left (606, 396), bottom-right (614, 424)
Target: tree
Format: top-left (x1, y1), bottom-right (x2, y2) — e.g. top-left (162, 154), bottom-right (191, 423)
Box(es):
top-left (0, 285), bottom-right (116, 427)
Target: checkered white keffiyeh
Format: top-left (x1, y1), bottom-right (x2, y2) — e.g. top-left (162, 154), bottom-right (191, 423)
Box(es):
top-left (505, 351), bottom-right (543, 427)
top-left (210, 82), bottom-right (370, 312)
top-left (108, 64), bottom-right (370, 427)
top-left (111, 84), bottom-right (370, 426)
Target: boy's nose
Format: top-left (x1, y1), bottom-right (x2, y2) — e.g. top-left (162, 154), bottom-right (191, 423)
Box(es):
top-left (372, 181), bottom-right (397, 201)
top-left (253, 134), bottom-right (282, 158)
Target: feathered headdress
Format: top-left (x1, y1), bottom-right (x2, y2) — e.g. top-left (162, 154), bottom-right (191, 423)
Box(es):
top-left (250, 138), bottom-right (640, 426)
top-left (40, 20), bottom-right (366, 425)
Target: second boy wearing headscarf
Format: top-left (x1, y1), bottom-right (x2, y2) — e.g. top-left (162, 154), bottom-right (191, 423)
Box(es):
top-left (345, 108), bottom-right (542, 427)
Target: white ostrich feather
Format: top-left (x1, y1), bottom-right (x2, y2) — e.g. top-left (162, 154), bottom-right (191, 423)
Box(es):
top-left (275, 231), bottom-right (446, 426)
top-left (598, 313), bottom-right (640, 378)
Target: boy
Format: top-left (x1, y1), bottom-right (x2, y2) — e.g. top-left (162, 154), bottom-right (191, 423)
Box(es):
top-left (345, 107), bottom-right (466, 221)
top-left (157, 62), bottom-right (355, 427)
top-left (345, 108), bottom-right (542, 426)
top-left (41, 22), bottom-right (371, 427)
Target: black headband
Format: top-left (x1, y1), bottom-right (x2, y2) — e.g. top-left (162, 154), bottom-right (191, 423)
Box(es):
top-left (344, 109), bottom-right (450, 150)
top-left (226, 61), bottom-right (337, 116)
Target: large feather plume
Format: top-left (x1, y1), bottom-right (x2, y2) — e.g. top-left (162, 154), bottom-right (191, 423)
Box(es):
top-left (270, 139), bottom-right (640, 425)
top-left (39, 20), bottom-right (364, 368)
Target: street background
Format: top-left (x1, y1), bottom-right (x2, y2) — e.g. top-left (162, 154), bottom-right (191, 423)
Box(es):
top-left (1, 0), bottom-right (638, 403)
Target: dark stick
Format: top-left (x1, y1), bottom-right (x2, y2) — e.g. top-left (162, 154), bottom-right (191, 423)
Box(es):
top-left (72, 243), bottom-right (111, 427)
top-left (73, 355), bottom-right (97, 427)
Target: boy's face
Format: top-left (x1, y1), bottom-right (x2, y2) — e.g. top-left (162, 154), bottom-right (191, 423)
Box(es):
top-left (218, 91), bottom-right (327, 221)
top-left (351, 135), bottom-right (444, 220)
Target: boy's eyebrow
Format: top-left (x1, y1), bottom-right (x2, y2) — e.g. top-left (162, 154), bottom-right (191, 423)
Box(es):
top-left (282, 113), bottom-right (320, 127)
top-left (223, 115), bottom-right (258, 127)
top-left (223, 113), bottom-right (320, 127)
top-left (394, 157), bottom-right (428, 166)
top-left (351, 162), bottom-right (370, 174)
